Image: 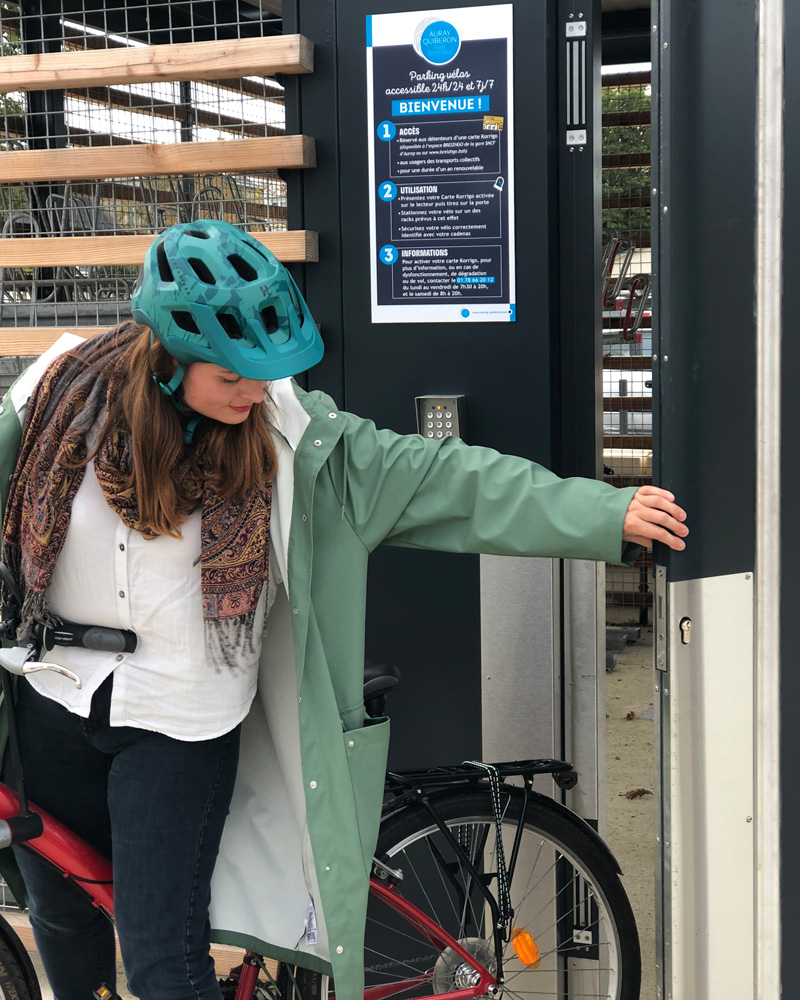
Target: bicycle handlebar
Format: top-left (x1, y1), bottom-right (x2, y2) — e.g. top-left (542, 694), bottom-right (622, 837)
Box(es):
top-left (0, 645), bottom-right (82, 688)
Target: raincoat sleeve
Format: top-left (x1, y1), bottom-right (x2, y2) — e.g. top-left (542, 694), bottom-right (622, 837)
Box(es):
top-left (332, 413), bottom-right (641, 567)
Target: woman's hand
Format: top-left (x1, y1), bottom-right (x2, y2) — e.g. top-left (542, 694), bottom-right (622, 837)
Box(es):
top-left (623, 485), bottom-right (688, 551)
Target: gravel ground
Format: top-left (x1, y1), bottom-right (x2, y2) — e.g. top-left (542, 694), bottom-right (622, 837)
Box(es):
top-left (605, 620), bottom-right (657, 1000)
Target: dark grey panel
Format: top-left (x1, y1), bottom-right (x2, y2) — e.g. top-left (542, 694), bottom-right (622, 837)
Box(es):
top-left (284, 1), bottom-right (601, 770)
top-left (782, 0), bottom-right (800, 981)
top-left (653, 0), bottom-right (757, 582)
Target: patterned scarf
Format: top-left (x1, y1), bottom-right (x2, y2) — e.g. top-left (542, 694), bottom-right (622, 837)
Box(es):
top-left (1, 324), bottom-right (271, 672)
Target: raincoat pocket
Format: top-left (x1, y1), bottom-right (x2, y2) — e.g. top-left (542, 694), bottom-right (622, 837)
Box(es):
top-left (343, 716), bottom-right (390, 876)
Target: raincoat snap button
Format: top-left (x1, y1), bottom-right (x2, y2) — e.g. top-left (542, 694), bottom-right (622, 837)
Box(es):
top-left (348, 739), bottom-right (355, 747)
top-left (302, 514), bottom-right (307, 522)
top-left (310, 780), bottom-right (317, 789)
top-left (325, 865), bottom-right (331, 871)
top-left (293, 607), bottom-right (299, 615)
top-left (314, 439), bottom-right (322, 447)
top-left (328, 412), bottom-right (337, 419)
top-left (336, 946), bottom-right (344, 954)
top-left (0, 406), bottom-right (4, 415)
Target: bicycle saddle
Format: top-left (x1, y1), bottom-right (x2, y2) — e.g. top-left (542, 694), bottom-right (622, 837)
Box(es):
top-left (363, 661), bottom-right (401, 718)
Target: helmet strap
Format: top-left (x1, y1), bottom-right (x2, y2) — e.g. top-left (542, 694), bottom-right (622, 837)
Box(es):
top-left (148, 334), bottom-right (202, 444)
top-left (183, 415), bottom-right (202, 444)
top-left (152, 363), bottom-right (186, 406)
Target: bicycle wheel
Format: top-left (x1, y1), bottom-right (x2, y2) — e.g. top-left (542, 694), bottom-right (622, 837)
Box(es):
top-left (0, 912), bottom-right (42, 1000)
top-left (291, 786), bottom-right (640, 1000)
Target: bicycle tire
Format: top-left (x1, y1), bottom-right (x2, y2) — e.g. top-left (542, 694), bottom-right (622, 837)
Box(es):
top-left (289, 786), bottom-right (641, 1000)
top-left (0, 911), bottom-right (42, 1000)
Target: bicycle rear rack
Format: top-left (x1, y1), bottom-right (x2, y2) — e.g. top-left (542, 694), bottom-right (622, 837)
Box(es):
top-left (385, 758), bottom-right (578, 794)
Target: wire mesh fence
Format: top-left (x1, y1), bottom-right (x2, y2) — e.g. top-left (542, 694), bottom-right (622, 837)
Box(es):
top-left (0, 0), bottom-right (288, 328)
top-left (601, 67), bottom-right (653, 623)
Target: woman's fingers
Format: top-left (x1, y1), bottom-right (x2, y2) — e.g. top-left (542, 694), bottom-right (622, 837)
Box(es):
top-left (623, 486), bottom-right (689, 550)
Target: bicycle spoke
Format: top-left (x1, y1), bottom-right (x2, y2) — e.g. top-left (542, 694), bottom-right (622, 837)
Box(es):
top-left (364, 942), bottom-right (430, 979)
top-left (425, 834), bottom-right (468, 932)
top-left (366, 914), bottom-right (441, 952)
top-left (398, 845), bottom-right (445, 935)
top-left (354, 790), bottom-right (636, 1000)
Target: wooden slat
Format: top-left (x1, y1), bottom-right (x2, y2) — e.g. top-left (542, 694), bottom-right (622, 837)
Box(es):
top-left (603, 356), bottom-right (654, 370)
top-left (602, 71), bottom-right (651, 88)
top-left (602, 152), bottom-right (650, 169)
top-left (0, 34), bottom-right (313, 93)
top-left (3, 23), bottom-right (289, 102)
top-left (0, 136), bottom-right (315, 184)
top-left (0, 329), bottom-right (99, 356)
top-left (602, 195), bottom-right (651, 210)
top-left (603, 396), bottom-right (652, 411)
top-left (605, 591), bottom-right (653, 606)
top-left (602, 111), bottom-right (651, 128)
top-left (604, 475), bottom-right (654, 489)
top-left (604, 435), bottom-right (653, 449)
top-left (0, 231), bottom-right (318, 266)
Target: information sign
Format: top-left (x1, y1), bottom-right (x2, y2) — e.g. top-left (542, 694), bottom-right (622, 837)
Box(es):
top-left (367, 5), bottom-right (516, 323)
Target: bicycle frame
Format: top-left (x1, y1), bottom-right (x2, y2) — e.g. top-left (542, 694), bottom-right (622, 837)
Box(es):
top-left (0, 778), bottom-right (500, 1000)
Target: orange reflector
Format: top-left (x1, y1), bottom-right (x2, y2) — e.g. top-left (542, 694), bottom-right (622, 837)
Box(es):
top-left (511, 927), bottom-right (541, 969)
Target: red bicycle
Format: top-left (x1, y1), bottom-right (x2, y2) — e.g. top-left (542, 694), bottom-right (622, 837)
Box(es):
top-left (0, 576), bottom-right (641, 1000)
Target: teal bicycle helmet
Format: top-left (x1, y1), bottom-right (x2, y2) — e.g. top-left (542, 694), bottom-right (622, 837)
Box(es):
top-left (131, 219), bottom-right (323, 386)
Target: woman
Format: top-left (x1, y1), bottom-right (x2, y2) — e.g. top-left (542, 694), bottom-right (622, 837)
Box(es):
top-left (0, 220), bottom-right (687, 1000)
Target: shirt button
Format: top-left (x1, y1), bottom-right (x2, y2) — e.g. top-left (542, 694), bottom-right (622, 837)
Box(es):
top-left (118, 590), bottom-right (125, 598)
top-left (116, 654), bottom-right (123, 662)
top-left (119, 543), bottom-right (125, 551)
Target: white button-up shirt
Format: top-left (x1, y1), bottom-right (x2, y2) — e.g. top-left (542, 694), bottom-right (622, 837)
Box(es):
top-left (13, 341), bottom-right (310, 742)
top-left (32, 458), bottom-right (266, 740)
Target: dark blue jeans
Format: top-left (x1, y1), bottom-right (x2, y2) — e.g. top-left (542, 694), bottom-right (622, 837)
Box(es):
top-left (9, 676), bottom-right (241, 1000)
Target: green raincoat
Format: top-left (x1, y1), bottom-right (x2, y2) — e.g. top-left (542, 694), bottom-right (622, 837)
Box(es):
top-left (0, 336), bottom-right (640, 999)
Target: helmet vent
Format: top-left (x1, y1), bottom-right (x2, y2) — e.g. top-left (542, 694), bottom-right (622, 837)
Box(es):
top-left (189, 257), bottom-right (216, 285)
top-left (228, 254), bottom-right (258, 282)
top-left (261, 306), bottom-right (279, 335)
top-left (217, 313), bottom-right (244, 340)
top-left (172, 311), bottom-right (201, 334)
top-left (186, 229), bottom-right (210, 239)
top-left (156, 243), bottom-right (174, 282)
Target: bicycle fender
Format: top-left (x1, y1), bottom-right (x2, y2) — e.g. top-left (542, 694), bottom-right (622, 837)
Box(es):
top-left (378, 784), bottom-right (625, 876)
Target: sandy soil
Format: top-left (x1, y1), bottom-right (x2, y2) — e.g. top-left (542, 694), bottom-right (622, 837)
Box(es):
top-left (605, 620), bottom-right (656, 1000)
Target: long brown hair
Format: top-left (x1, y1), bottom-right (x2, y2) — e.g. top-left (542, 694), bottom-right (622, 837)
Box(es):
top-left (80, 324), bottom-right (278, 538)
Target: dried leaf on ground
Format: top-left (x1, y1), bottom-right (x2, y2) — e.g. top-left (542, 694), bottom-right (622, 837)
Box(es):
top-left (620, 788), bottom-right (653, 800)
